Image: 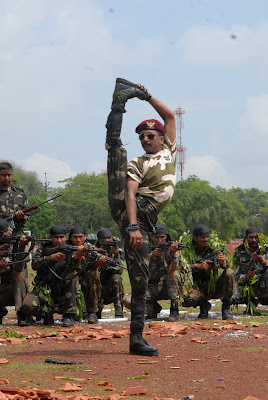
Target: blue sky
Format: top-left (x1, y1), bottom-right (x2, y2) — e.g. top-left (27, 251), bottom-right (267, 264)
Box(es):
top-left (1, 0), bottom-right (268, 189)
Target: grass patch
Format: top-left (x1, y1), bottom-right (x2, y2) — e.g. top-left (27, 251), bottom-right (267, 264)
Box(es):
top-left (0, 329), bottom-right (27, 338)
top-left (1, 361), bottom-right (92, 372)
top-left (236, 345), bottom-right (266, 352)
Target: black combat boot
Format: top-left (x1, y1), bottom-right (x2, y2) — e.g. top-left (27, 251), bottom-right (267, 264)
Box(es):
top-left (112, 78), bottom-right (151, 112)
top-left (17, 311), bottom-right (29, 326)
top-left (88, 313), bottom-right (98, 324)
top-left (114, 305), bottom-right (123, 318)
top-left (198, 300), bottom-right (211, 319)
top-left (168, 299), bottom-right (179, 322)
top-left (145, 302), bottom-right (162, 320)
top-left (62, 313), bottom-right (75, 327)
top-left (0, 307), bottom-right (8, 325)
top-left (129, 323), bottom-right (158, 357)
top-left (43, 313), bottom-right (55, 325)
top-left (222, 299), bottom-right (233, 320)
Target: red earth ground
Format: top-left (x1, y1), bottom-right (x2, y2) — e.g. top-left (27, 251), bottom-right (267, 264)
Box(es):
top-left (0, 305), bottom-right (267, 400)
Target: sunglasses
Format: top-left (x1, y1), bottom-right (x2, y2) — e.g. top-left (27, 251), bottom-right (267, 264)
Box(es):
top-left (139, 132), bottom-right (156, 141)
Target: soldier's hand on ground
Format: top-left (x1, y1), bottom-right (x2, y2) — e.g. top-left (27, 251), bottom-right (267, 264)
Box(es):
top-left (217, 251), bottom-right (226, 265)
top-left (151, 248), bottom-right (162, 257)
top-left (51, 252), bottom-right (65, 262)
top-left (198, 260), bottom-right (213, 270)
top-left (246, 266), bottom-right (256, 280)
top-left (15, 210), bottom-right (25, 220)
top-left (19, 235), bottom-right (28, 248)
top-left (129, 229), bottom-right (143, 249)
top-left (74, 245), bottom-right (85, 260)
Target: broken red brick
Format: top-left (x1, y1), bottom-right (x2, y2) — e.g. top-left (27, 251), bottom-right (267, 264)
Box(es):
top-left (59, 382), bottom-right (82, 392)
top-left (216, 384), bottom-right (226, 389)
top-left (253, 334), bottom-right (265, 339)
top-left (97, 381), bottom-right (109, 386)
top-left (120, 386), bottom-right (147, 396)
top-left (242, 397), bottom-right (262, 400)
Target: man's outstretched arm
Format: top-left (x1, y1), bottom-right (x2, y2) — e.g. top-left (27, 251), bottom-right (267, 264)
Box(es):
top-left (137, 84), bottom-right (176, 143)
top-left (149, 96), bottom-right (176, 143)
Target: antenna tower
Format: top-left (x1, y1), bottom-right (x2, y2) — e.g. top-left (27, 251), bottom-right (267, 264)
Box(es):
top-left (175, 107), bottom-right (186, 180)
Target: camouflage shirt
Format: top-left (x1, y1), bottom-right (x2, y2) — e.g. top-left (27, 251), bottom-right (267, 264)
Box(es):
top-left (0, 184), bottom-right (28, 229)
top-left (127, 134), bottom-right (176, 215)
top-left (32, 242), bottom-right (81, 284)
top-left (234, 244), bottom-right (268, 285)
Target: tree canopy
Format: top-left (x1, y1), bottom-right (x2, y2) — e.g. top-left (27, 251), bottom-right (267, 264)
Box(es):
top-left (4, 160), bottom-right (268, 240)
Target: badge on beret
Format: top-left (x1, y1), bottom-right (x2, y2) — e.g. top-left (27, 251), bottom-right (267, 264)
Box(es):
top-left (146, 121), bottom-right (155, 129)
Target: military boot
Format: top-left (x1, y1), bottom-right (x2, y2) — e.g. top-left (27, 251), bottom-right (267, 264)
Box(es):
top-left (62, 313), bottom-right (75, 327)
top-left (112, 78), bottom-right (151, 112)
top-left (168, 299), bottom-right (179, 322)
top-left (43, 313), bottom-right (55, 325)
top-left (145, 302), bottom-right (162, 320)
top-left (0, 307), bottom-right (8, 325)
top-left (114, 305), bottom-right (123, 318)
top-left (198, 300), bottom-right (211, 319)
top-left (222, 299), bottom-right (233, 320)
top-left (129, 325), bottom-right (158, 357)
top-left (17, 311), bottom-right (29, 326)
top-left (88, 313), bottom-right (98, 324)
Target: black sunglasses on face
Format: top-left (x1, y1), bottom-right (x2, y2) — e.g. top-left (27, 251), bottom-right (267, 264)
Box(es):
top-left (139, 132), bottom-right (156, 141)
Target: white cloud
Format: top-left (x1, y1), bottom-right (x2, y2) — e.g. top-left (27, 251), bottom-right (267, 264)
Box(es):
top-left (23, 153), bottom-right (76, 187)
top-left (184, 155), bottom-right (234, 188)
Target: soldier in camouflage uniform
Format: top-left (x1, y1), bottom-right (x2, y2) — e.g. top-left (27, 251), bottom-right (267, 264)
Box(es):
top-left (146, 224), bottom-right (182, 322)
top-left (105, 78), bottom-right (176, 356)
top-left (0, 219), bottom-right (29, 325)
top-left (233, 228), bottom-right (268, 310)
top-left (95, 228), bottom-right (124, 319)
top-left (0, 162), bottom-right (28, 235)
top-left (22, 225), bottom-right (84, 326)
top-left (182, 225), bottom-right (235, 320)
top-left (69, 226), bottom-right (106, 324)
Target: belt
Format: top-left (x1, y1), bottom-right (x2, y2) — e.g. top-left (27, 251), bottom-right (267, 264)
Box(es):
top-left (136, 195), bottom-right (157, 223)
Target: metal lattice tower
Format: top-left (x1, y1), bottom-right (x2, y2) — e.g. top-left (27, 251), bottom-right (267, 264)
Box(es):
top-left (174, 108), bottom-right (186, 180)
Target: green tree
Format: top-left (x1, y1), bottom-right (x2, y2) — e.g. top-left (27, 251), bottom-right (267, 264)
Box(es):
top-left (52, 172), bottom-right (119, 236)
top-left (26, 196), bottom-right (57, 237)
top-left (160, 176), bottom-right (246, 240)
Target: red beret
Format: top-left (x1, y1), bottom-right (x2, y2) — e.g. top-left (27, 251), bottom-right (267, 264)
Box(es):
top-left (135, 119), bottom-right (165, 134)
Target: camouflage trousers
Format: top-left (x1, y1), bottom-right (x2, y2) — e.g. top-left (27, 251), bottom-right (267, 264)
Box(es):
top-left (0, 269), bottom-right (28, 311)
top-left (23, 272), bottom-right (80, 317)
top-left (80, 269), bottom-right (101, 313)
top-left (183, 268), bottom-right (235, 307)
top-left (99, 272), bottom-right (124, 309)
top-left (146, 270), bottom-right (181, 304)
top-left (234, 271), bottom-right (268, 306)
top-left (106, 112), bottom-right (157, 330)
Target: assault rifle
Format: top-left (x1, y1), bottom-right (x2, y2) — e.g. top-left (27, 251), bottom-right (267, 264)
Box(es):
top-left (42, 244), bottom-right (123, 278)
top-left (98, 240), bottom-right (126, 272)
top-left (153, 241), bottom-right (190, 265)
top-left (0, 257), bottom-right (31, 274)
top-left (0, 235), bottom-right (37, 246)
top-left (5, 194), bottom-right (62, 221)
top-left (43, 244), bottom-right (106, 265)
top-left (197, 246), bottom-right (226, 269)
top-left (99, 240), bottom-right (118, 257)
